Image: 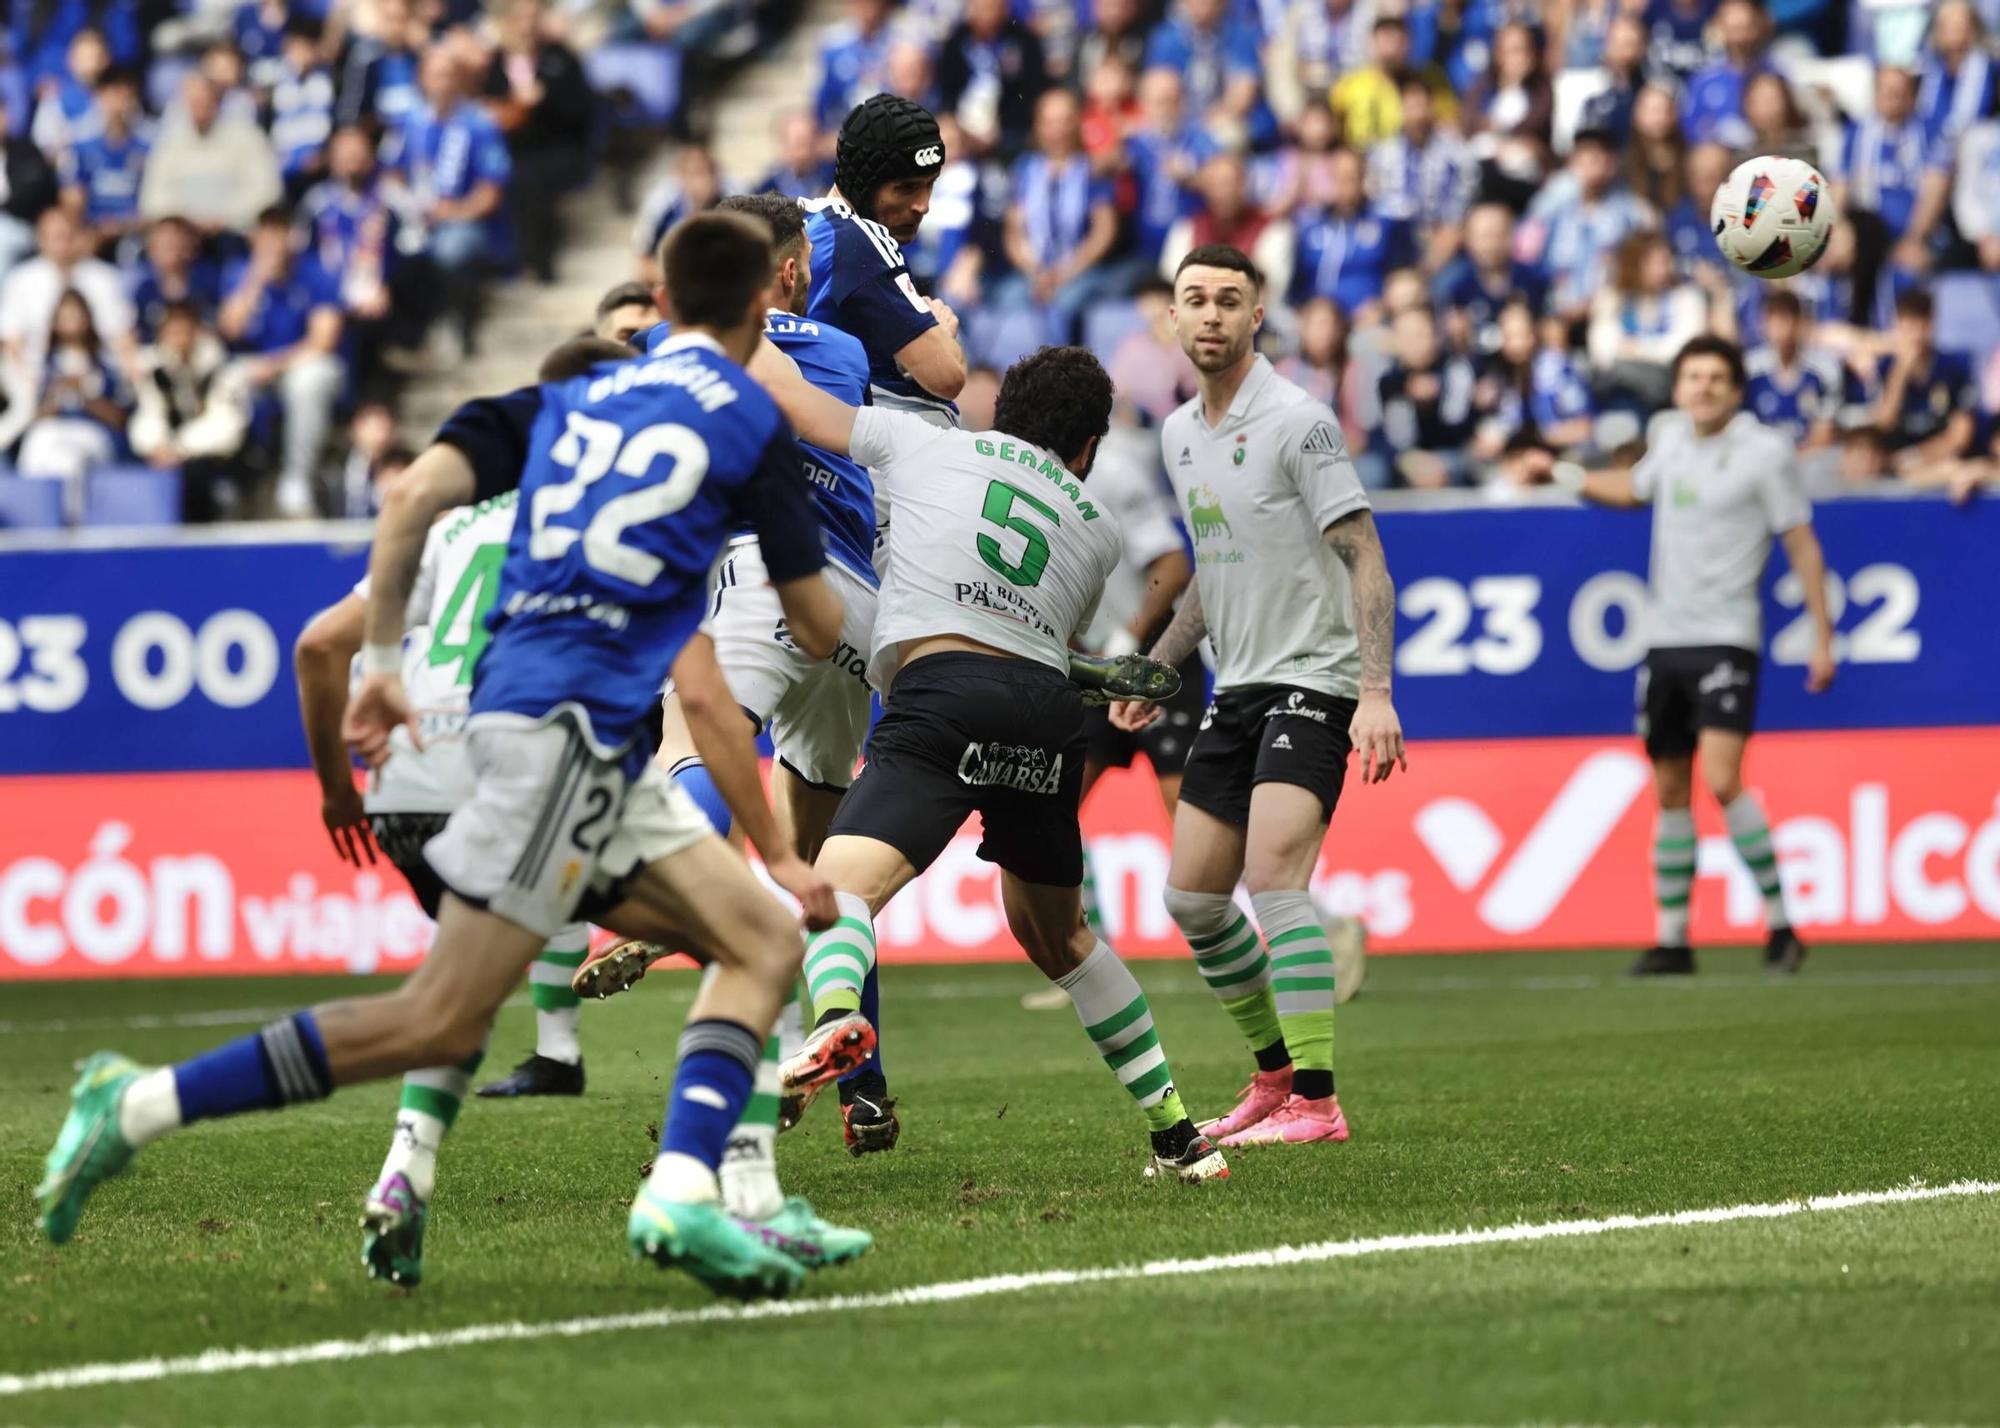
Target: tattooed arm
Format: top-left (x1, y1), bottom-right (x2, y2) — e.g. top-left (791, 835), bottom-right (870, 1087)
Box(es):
top-left (1108, 583), bottom-right (1207, 733)
top-left (1324, 509), bottom-right (1406, 783)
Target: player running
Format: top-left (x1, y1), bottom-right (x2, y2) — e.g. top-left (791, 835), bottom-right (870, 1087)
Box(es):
top-left (805, 93), bottom-right (966, 426)
top-left (1111, 244), bottom-right (1405, 1148)
top-left (37, 213), bottom-right (863, 1300)
top-left (758, 341), bottom-right (1228, 1183)
top-left (1551, 334), bottom-right (1834, 976)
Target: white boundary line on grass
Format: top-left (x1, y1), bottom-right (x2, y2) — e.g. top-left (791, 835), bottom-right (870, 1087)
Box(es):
top-left (4, 1179), bottom-right (1995, 1398)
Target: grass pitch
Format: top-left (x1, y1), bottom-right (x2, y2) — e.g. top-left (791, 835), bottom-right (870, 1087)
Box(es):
top-left (3, 943), bottom-right (1998, 1427)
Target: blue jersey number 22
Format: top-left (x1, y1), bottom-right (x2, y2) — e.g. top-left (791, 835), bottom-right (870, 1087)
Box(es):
top-left (530, 412), bottom-right (711, 584)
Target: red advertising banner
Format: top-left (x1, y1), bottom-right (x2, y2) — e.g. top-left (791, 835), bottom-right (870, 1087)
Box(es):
top-left (3, 727), bottom-right (1997, 980)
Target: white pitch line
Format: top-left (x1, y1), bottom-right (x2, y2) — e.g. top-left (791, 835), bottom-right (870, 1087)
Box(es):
top-left (4, 1179), bottom-right (1993, 1399)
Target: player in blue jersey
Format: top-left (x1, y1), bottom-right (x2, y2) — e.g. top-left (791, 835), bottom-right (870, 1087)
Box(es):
top-left (578, 192), bottom-right (900, 1172)
top-left (36, 213), bottom-right (870, 1301)
top-left (804, 93), bottom-right (966, 426)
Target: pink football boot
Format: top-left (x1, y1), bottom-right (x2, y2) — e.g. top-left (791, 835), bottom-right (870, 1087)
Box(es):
top-left (1196, 1067), bottom-right (1293, 1139)
top-left (1217, 1094), bottom-right (1351, 1146)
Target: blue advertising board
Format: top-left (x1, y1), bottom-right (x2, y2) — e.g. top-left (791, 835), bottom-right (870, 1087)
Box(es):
top-left (0, 496), bottom-right (1994, 776)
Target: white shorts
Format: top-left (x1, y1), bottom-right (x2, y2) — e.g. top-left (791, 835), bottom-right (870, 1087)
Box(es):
top-left (690, 537), bottom-right (877, 789)
top-left (364, 723), bottom-right (475, 816)
top-left (426, 708), bottom-right (714, 938)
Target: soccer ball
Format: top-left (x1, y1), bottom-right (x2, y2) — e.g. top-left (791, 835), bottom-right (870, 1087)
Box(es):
top-left (1710, 155), bottom-right (1835, 280)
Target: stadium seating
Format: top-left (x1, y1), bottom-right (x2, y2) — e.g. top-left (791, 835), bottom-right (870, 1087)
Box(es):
top-left (82, 466), bottom-right (184, 528)
top-left (0, 474), bottom-right (65, 530)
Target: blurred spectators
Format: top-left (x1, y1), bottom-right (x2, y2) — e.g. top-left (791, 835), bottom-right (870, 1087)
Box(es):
top-left (482, 0), bottom-right (591, 286)
top-left (1440, 202), bottom-right (1548, 356)
top-left (1682, 0), bottom-right (1773, 146)
top-left (759, 111), bottom-right (835, 200)
top-left (996, 88), bottom-right (1121, 342)
top-left (1073, 0), bottom-right (1149, 98)
top-left (1623, 84), bottom-right (1690, 217)
top-left (335, 0), bottom-right (425, 133)
top-left (1952, 113), bottom-right (2000, 272)
top-left (128, 300), bottom-right (251, 523)
top-left (1, 94), bottom-right (62, 281)
top-left (139, 74), bottom-right (282, 237)
top-left (16, 288), bottom-right (132, 487)
top-left (1587, 231), bottom-right (1709, 408)
top-left (594, 281), bottom-right (662, 344)
top-left (1868, 289), bottom-right (1978, 478)
top-left (1161, 150), bottom-right (1294, 301)
top-left (1919, 2), bottom-right (1993, 145)
top-left (269, 19), bottom-right (336, 201)
top-left (1523, 128), bottom-right (1653, 326)
top-left (1576, 14), bottom-right (1653, 144)
top-left (815, 0), bottom-right (898, 135)
top-left (1743, 289), bottom-right (1844, 460)
top-left (1376, 302), bottom-right (1479, 488)
top-left (1104, 275), bottom-right (1196, 425)
top-left (1274, 294), bottom-right (1382, 487)
top-left (130, 214), bottom-right (219, 343)
top-left (633, 143), bottom-right (723, 284)
top-left (1121, 68), bottom-right (1216, 270)
top-left (1368, 77), bottom-right (1478, 272)
top-left (59, 65), bottom-right (147, 254)
top-left (1463, 20), bottom-right (1553, 200)
top-left (334, 399), bottom-right (400, 519)
top-left (301, 127), bottom-right (413, 403)
top-left (1269, 0), bottom-right (1368, 127)
top-left (1833, 65), bottom-right (1951, 285)
top-left (939, 0), bottom-right (1048, 158)
top-left (1291, 146), bottom-right (1410, 320)
top-left (385, 46), bottom-right (512, 356)
top-left (215, 205), bottom-right (344, 516)
top-left (1329, 14), bottom-right (1449, 153)
top-left (0, 205), bottom-right (133, 380)
top-left (1147, 0), bottom-right (1272, 151)
top-left (1473, 300), bottom-right (1595, 464)
top-left (30, 26), bottom-right (110, 163)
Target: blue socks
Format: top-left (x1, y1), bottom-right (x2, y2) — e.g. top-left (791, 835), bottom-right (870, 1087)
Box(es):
top-left (660, 1019), bottom-right (761, 1169)
top-left (172, 1012), bottom-right (332, 1124)
top-left (670, 757), bottom-right (732, 839)
top-left (846, 965), bottom-right (886, 1085)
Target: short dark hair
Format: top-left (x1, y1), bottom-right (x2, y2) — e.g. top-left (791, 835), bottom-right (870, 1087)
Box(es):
top-left (1894, 288), bottom-right (1934, 322)
top-left (1132, 274), bottom-right (1175, 301)
top-left (97, 65), bottom-right (139, 92)
top-left (254, 204), bottom-right (293, 232)
top-left (1372, 14), bottom-right (1407, 33)
top-left (1763, 290), bottom-right (1804, 320)
top-left (715, 192), bottom-right (808, 259)
top-left (1571, 126), bottom-right (1617, 153)
top-left (1173, 243), bottom-right (1262, 291)
top-left (658, 210), bottom-right (774, 332)
top-left (539, 335), bottom-right (634, 382)
top-left (158, 300), bottom-right (201, 328)
top-left (992, 346), bottom-right (1113, 468)
top-left (282, 13), bottom-right (324, 43)
top-left (1672, 334), bottom-right (1747, 391)
top-left (594, 280), bottom-right (657, 323)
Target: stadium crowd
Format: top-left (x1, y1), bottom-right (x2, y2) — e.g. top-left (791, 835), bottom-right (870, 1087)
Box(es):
top-left (644, 0), bottom-right (2000, 499)
top-left (6, 0), bottom-right (2000, 524)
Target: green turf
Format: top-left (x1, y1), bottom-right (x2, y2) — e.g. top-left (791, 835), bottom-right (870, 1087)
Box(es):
top-left (4, 944), bottom-right (1998, 1426)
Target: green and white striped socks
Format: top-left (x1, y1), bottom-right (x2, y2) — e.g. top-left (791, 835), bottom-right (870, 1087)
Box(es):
top-left (1080, 848), bottom-right (1107, 939)
top-left (1654, 807), bottom-right (1696, 945)
top-left (1056, 941), bottom-right (1189, 1132)
top-left (380, 1045), bottom-right (485, 1201)
top-left (1724, 794), bottom-right (1789, 930)
top-left (529, 925), bottom-right (588, 1065)
top-left (802, 891), bottom-right (876, 1020)
top-left (1251, 891), bottom-right (1335, 1094)
top-left (1164, 888), bottom-right (1287, 1064)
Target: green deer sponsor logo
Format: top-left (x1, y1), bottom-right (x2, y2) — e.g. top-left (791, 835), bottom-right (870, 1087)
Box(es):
top-left (1186, 484), bottom-right (1232, 540)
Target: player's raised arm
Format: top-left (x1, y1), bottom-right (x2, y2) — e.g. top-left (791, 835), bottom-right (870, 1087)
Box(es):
top-left (294, 591), bottom-right (374, 866)
top-left (1325, 509), bottom-right (1407, 783)
top-left (1551, 455), bottom-right (1644, 507)
top-left (750, 339), bottom-right (860, 457)
top-left (894, 303), bottom-right (966, 402)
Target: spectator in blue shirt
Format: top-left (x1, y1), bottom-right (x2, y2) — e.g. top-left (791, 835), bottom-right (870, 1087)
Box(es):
top-left (1523, 128), bottom-right (1653, 325)
top-left (1577, 13), bottom-right (1654, 145)
top-left (758, 110), bottom-right (836, 201)
top-left (1834, 65), bottom-right (1952, 282)
top-left (814, 0), bottom-right (897, 135)
top-left (59, 65), bottom-right (147, 253)
top-left (129, 215), bottom-right (222, 342)
top-left (632, 143), bottom-right (724, 285)
top-left (481, 0), bottom-right (593, 286)
top-left (13, 2), bottom-right (141, 91)
top-left (1475, 299), bottom-right (1595, 459)
top-left (1368, 77), bottom-right (1479, 271)
top-left (1916, 2), bottom-right (1993, 146)
top-left (1681, 0), bottom-right (1772, 144)
top-left (29, 24), bottom-right (108, 162)
top-left (996, 88), bottom-right (1122, 343)
top-left (1871, 288), bottom-right (1978, 476)
top-left (1145, 0), bottom-right (1272, 150)
top-left (215, 205), bottom-right (346, 517)
top-left (386, 45), bottom-right (512, 354)
top-left (300, 127), bottom-right (413, 401)
top-left (1121, 67), bottom-right (1217, 267)
top-left (334, 0), bottom-right (423, 133)
top-left (269, 19), bottom-right (336, 200)
top-left (1439, 201), bottom-right (1548, 356)
top-left (15, 287), bottom-right (132, 485)
top-left (234, 0), bottom-right (293, 92)
top-left (1744, 288), bottom-right (1843, 455)
top-left (1645, 0), bottom-right (1715, 81)
top-left (1664, 141), bottom-right (1734, 280)
top-left (938, 0), bottom-right (1049, 158)
top-left (1375, 303), bottom-right (1481, 487)
top-left (1292, 145), bottom-right (1414, 320)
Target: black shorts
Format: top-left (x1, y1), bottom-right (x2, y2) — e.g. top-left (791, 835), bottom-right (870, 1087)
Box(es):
top-left (1637, 645), bottom-right (1760, 759)
top-left (829, 651), bottom-right (1087, 886)
top-left (1083, 655), bottom-right (1207, 777)
top-left (369, 812), bottom-right (451, 919)
top-left (1178, 684), bottom-right (1356, 827)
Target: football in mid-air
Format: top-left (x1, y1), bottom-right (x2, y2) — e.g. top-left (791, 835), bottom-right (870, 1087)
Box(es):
top-left (1710, 155), bottom-right (1836, 280)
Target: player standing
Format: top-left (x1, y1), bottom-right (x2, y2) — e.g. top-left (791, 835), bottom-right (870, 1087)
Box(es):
top-left (760, 343), bottom-right (1227, 1182)
top-left (1553, 334), bottom-right (1835, 975)
top-left (1112, 244), bottom-right (1405, 1148)
top-left (38, 213), bottom-right (861, 1300)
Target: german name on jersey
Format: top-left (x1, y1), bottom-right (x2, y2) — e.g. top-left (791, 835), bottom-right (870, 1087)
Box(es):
top-left (848, 408), bottom-right (1122, 691)
top-left (439, 334), bottom-right (825, 760)
top-left (641, 311), bottom-right (879, 586)
top-left (1160, 356), bottom-right (1370, 699)
top-left (802, 195), bottom-right (954, 423)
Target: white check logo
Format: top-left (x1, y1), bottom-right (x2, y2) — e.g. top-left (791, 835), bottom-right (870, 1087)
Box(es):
top-left (1413, 751), bottom-right (1651, 933)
